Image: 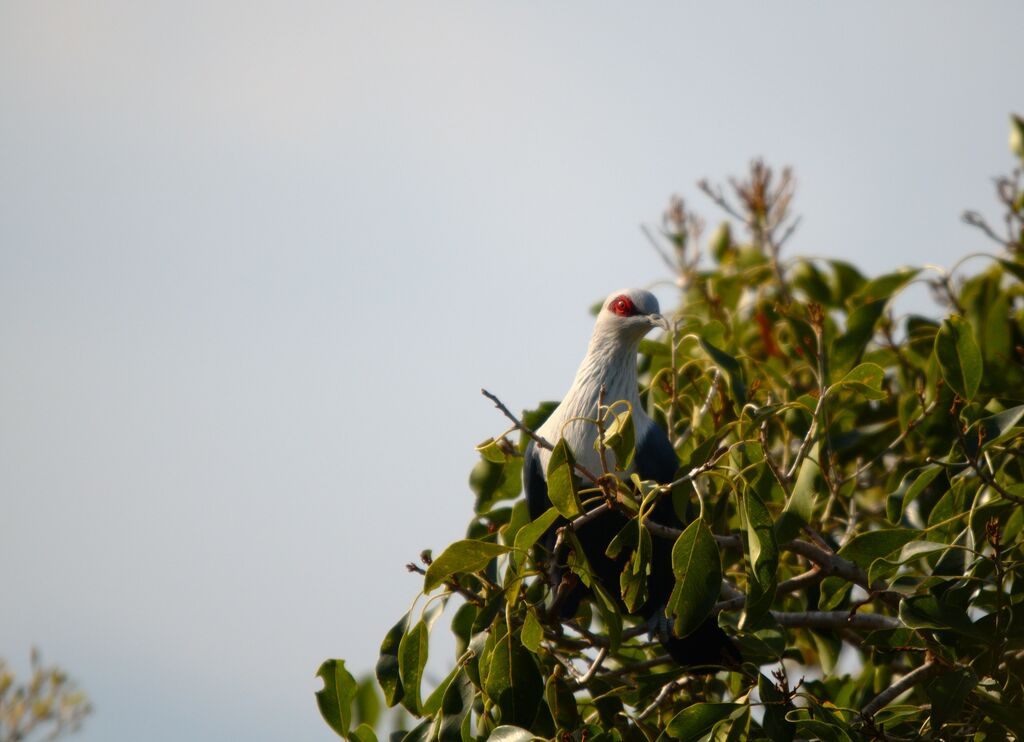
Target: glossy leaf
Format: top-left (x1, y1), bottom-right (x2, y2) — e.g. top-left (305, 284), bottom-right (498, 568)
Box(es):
top-left (397, 621), bottom-right (429, 714)
top-left (520, 609), bottom-right (542, 654)
top-left (699, 337), bottom-right (747, 407)
top-left (316, 659), bottom-right (358, 739)
top-left (486, 726), bottom-right (538, 742)
top-left (424, 540), bottom-right (512, 592)
top-left (777, 442), bottom-right (818, 542)
top-left (376, 614), bottom-right (408, 707)
top-left (831, 298), bottom-right (886, 375)
top-left (546, 440), bottom-right (583, 518)
top-left (836, 528), bottom-right (917, 568)
top-left (934, 315), bottom-right (983, 399)
top-left (742, 488), bottom-right (778, 625)
top-left (833, 362), bottom-right (887, 399)
top-left (666, 703), bottom-right (740, 741)
top-left (512, 507), bottom-right (559, 569)
top-left (601, 407), bottom-right (636, 471)
top-left (667, 518), bottom-right (722, 637)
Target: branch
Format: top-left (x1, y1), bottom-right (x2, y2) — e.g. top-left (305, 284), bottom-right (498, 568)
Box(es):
top-left (772, 610), bottom-right (899, 631)
top-left (785, 390), bottom-right (828, 480)
top-left (576, 647), bottom-right (609, 685)
top-left (860, 660), bottom-right (940, 718)
top-left (715, 568), bottom-right (824, 613)
top-left (481, 388), bottom-right (601, 482)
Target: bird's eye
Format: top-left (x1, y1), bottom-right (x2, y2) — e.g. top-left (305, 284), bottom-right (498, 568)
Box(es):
top-left (609, 295), bottom-right (636, 317)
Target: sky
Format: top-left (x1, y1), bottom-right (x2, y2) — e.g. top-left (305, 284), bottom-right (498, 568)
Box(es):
top-left (1, 2), bottom-right (1022, 740)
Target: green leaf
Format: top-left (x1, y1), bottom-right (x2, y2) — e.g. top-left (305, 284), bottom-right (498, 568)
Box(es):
top-left (315, 659), bottom-right (358, 739)
top-left (997, 257), bottom-right (1024, 283)
top-left (831, 299), bottom-right (886, 375)
top-left (968, 404), bottom-right (1024, 455)
top-left (1011, 113), bottom-right (1024, 159)
top-left (833, 362), bottom-right (887, 399)
top-left (476, 437), bottom-right (512, 463)
top-left (421, 663), bottom-right (461, 716)
top-left (898, 595), bottom-right (987, 639)
top-left (934, 315), bottom-right (983, 400)
top-left (851, 267), bottom-right (920, 306)
top-left (620, 524), bottom-right (651, 613)
top-left (666, 702), bottom-right (740, 741)
top-left (742, 488), bottom-right (778, 625)
top-left (376, 613), bottom-right (409, 706)
top-left (546, 440), bottom-right (583, 518)
top-left (482, 633), bottom-right (544, 728)
top-left (486, 726), bottom-right (538, 742)
top-left (399, 719), bottom-right (432, 742)
top-left (353, 676), bottom-right (381, 730)
top-left (836, 528), bottom-right (917, 568)
top-left (926, 667), bottom-right (977, 731)
top-left (817, 576), bottom-right (851, 610)
top-left (397, 620), bottom-right (429, 714)
top-left (886, 465), bottom-right (943, 523)
top-left (350, 723), bottom-right (377, 742)
top-left (591, 582), bottom-right (623, 652)
top-left (699, 337), bottom-right (747, 408)
top-left (521, 609), bottom-right (542, 654)
top-left (512, 507), bottom-right (559, 569)
top-left (544, 671), bottom-right (580, 731)
top-left (601, 408), bottom-right (636, 471)
top-left (667, 518), bottom-right (722, 637)
top-left (437, 671), bottom-right (474, 742)
top-left (792, 719), bottom-right (853, 742)
top-left (827, 260), bottom-right (867, 303)
top-left (424, 540), bottom-right (512, 593)
top-left (758, 673), bottom-right (794, 742)
top-left (777, 443), bottom-right (818, 542)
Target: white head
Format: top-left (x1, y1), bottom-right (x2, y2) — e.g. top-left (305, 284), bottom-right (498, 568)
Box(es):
top-left (592, 288), bottom-right (670, 343)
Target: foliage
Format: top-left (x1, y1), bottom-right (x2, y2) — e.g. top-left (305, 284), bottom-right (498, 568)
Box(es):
top-left (0, 649), bottom-right (91, 742)
top-left (318, 117), bottom-right (1024, 741)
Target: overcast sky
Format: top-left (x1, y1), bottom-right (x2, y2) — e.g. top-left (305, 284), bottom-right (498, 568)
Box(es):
top-left (1, 2), bottom-right (1022, 740)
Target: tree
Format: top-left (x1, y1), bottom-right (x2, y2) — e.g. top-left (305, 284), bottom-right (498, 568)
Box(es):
top-left (0, 650), bottom-right (92, 742)
top-left (317, 117), bottom-right (1024, 741)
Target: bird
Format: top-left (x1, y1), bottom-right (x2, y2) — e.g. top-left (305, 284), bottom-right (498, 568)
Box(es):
top-left (523, 288), bottom-right (740, 670)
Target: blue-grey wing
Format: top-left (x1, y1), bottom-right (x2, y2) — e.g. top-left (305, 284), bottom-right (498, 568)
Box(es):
top-left (635, 418), bottom-right (678, 485)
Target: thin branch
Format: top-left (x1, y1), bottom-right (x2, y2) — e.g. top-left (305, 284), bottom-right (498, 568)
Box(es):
top-left (481, 388), bottom-right (601, 482)
top-left (772, 610), bottom-right (899, 631)
top-left (637, 677), bottom-right (689, 720)
top-left (715, 568), bottom-right (824, 613)
top-left (786, 390), bottom-right (828, 480)
top-left (860, 661), bottom-right (940, 718)
top-left (576, 647), bottom-right (609, 685)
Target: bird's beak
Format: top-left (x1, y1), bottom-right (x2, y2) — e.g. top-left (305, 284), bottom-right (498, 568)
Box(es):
top-left (648, 313), bottom-right (670, 332)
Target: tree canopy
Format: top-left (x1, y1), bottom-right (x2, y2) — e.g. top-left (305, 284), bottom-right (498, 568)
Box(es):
top-left (318, 115), bottom-right (1024, 742)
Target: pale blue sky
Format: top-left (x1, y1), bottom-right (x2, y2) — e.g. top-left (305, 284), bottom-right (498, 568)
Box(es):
top-left (1, 2), bottom-right (1021, 740)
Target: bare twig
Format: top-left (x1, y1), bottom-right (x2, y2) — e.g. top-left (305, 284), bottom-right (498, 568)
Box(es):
top-left (714, 568), bottom-right (824, 613)
top-left (860, 661), bottom-right (940, 718)
top-left (481, 388), bottom-right (601, 482)
top-left (786, 390), bottom-right (828, 480)
top-left (637, 677), bottom-right (689, 720)
top-left (772, 610), bottom-right (899, 631)
top-left (576, 647), bottom-right (609, 685)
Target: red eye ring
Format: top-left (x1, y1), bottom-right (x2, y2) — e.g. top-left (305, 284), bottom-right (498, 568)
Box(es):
top-left (609, 295), bottom-right (636, 317)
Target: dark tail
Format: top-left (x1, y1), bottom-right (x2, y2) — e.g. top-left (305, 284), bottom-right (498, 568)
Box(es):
top-left (660, 617), bottom-right (742, 673)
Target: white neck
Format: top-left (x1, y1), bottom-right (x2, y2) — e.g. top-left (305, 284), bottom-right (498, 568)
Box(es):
top-left (537, 330), bottom-right (648, 473)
